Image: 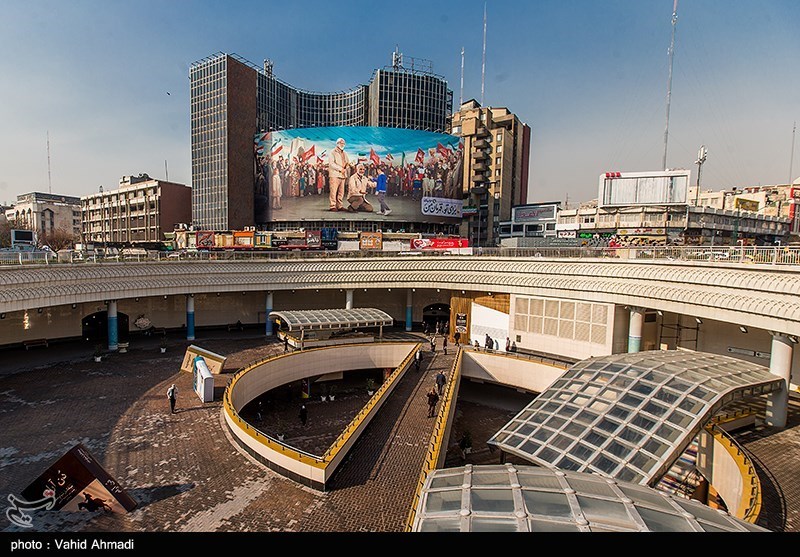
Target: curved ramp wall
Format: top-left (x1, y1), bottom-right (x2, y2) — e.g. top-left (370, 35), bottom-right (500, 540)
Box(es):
top-left (461, 351), bottom-right (568, 393)
top-left (224, 342), bottom-right (417, 490)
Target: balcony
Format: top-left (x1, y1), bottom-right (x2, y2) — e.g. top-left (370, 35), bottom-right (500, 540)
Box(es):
top-left (473, 139), bottom-right (488, 149)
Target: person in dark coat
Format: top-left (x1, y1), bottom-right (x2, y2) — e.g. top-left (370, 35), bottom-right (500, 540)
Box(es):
top-left (299, 404), bottom-right (308, 426)
top-left (426, 387), bottom-right (440, 418)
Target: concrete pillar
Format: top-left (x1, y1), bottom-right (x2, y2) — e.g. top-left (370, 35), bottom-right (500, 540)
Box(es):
top-left (765, 332), bottom-right (793, 428)
top-left (186, 295), bottom-right (195, 341)
top-left (346, 289), bottom-right (354, 310)
top-left (265, 291), bottom-right (274, 336)
top-left (107, 300), bottom-right (118, 351)
top-left (406, 289), bottom-right (413, 332)
top-left (627, 307), bottom-right (645, 353)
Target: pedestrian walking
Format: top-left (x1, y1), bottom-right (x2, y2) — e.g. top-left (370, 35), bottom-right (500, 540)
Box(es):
top-left (435, 371), bottom-right (447, 396)
top-left (430, 334), bottom-right (436, 353)
top-left (505, 337), bottom-right (511, 352)
top-left (415, 349), bottom-right (422, 371)
top-left (299, 404), bottom-right (308, 426)
top-left (426, 387), bottom-right (440, 418)
top-left (443, 336), bottom-right (448, 355)
top-left (474, 340), bottom-right (480, 351)
top-left (284, 336), bottom-right (289, 353)
top-left (454, 331), bottom-right (461, 345)
top-left (167, 383), bottom-right (178, 414)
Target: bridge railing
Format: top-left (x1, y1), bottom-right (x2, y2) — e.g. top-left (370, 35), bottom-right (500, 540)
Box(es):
top-left (2, 245), bottom-right (799, 266)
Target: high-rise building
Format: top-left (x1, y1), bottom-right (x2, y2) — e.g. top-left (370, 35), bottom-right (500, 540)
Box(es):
top-left (81, 174), bottom-right (191, 245)
top-left (189, 51), bottom-right (453, 230)
top-left (450, 100), bottom-right (531, 246)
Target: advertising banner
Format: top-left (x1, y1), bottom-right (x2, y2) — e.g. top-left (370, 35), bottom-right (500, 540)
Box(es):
top-left (181, 345), bottom-right (227, 375)
top-left (411, 238), bottom-right (470, 250)
top-left (196, 231), bottom-right (215, 249)
top-left (513, 204), bottom-right (558, 222)
top-left (255, 126), bottom-right (463, 225)
top-left (305, 229), bottom-right (321, 248)
top-left (360, 231), bottom-right (383, 250)
top-left (455, 313), bottom-right (468, 334)
top-left (13, 443), bottom-right (136, 526)
top-left (735, 198), bottom-right (759, 212)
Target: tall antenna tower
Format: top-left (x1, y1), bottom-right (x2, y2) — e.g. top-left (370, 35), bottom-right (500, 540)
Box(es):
top-left (460, 47), bottom-right (465, 107)
top-left (481, 2), bottom-right (487, 106)
top-left (790, 121), bottom-right (797, 184)
top-left (46, 131), bottom-right (52, 194)
top-left (662, 0), bottom-right (679, 170)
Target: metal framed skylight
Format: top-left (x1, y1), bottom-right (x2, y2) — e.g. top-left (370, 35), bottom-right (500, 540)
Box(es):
top-left (268, 308), bottom-right (394, 331)
top-left (411, 464), bottom-right (767, 532)
top-left (488, 351), bottom-right (783, 486)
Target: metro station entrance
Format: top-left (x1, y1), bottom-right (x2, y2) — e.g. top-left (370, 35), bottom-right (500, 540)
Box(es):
top-left (422, 303), bottom-right (451, 334)
top-left (81, 311), bottom-right (129, 343)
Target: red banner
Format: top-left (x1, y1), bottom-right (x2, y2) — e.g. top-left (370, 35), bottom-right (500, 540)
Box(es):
top-left (300, 145), bottom-right (316, 163)
top-left (415, 148), bottom-right (425, 165)
top-left (370, 148), bottom-right (380, 166)
top-left (411, 238), bottom-right (470, 250)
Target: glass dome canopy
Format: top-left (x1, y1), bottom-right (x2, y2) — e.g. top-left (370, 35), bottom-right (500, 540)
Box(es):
top-left (488, 350), bottom-right (782, 486)
top-left (412, 464), bottom-right (767, 532)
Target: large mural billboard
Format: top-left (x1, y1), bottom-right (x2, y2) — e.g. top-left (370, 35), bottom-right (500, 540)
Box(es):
top-left (255, 126), bottom-right (463, 224)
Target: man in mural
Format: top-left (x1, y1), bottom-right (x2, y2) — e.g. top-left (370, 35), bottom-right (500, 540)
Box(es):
top-left (345, 163), bottom-right (374, 213)
top-left (328, 138), bottom-right (350, 211)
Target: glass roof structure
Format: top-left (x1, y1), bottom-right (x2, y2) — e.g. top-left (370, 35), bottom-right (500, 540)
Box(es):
top-left (267, 308), bottom-right (394, 332)
top-left (411, 464), bottom-right (767, 532)
top-left (488, 351), bottom-right (783, 486)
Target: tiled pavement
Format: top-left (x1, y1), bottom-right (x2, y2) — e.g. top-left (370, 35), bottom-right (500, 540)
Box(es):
top-left (0, 330), bottom-right (798, 532)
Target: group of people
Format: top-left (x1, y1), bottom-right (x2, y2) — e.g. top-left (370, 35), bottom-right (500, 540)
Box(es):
top-left (255, 136), bottom-right (464, 217)
top-left (426, 370), bottom-right (448, 418)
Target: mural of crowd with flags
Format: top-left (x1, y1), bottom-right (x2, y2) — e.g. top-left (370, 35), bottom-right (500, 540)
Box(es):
top-left (254, 126), bottom-right (464, 224)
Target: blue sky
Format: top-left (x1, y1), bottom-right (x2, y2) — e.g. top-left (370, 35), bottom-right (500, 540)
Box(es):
top-left (1, 0), bottom-right (798, 207)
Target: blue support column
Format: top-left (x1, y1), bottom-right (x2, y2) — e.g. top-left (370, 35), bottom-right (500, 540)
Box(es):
top-left (186, 295), bottom-right (195, 341)
top-left (265, 291), bottom-right (274, 336)
top-left (107, 300), bottom-right (118, 351)
top-left (406, 289), bottom-right (413, 332)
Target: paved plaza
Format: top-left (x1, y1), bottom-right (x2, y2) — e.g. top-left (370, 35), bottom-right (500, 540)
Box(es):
top-left (0, 330), bottom-right (798, 534)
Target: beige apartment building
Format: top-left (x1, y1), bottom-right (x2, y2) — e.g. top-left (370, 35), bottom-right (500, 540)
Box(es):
top-left (4, 192), bottom-right (81, 239)
top-left (81, 174), bottom-right (191, 245)
top-left (449, 100), bottom-right (530, 246)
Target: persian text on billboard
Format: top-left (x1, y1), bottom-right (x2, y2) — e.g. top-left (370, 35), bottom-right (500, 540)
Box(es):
top-left (411, 238), bottom-right (470, 250)
top-left (513, 204), bottom-right (557, 222)
top-left (360, 232), bottom-right (383, 250)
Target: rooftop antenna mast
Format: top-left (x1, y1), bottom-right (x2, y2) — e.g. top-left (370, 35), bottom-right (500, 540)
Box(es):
top-left (481, 2), bottom-right (487, 105)
top-left (662, 0), bottom-right (679, 170)
top-left (46, 131), bottom-right (52, 194)
top-left (790, 121), bottom-right (796, 184)
top-left (460, 47), bottom-right (465, 107)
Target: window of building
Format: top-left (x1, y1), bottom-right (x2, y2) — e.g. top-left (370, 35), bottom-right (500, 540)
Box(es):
top-left (496, 145), bottom-right (502, 153)
top-left (496, 133), bottom-right (502, 142)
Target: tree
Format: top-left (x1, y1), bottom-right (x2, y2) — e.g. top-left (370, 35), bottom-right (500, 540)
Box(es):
top-left (0, 220), bottom-right (10, 248)
top-left (38, 227), bottom-right (78, 251)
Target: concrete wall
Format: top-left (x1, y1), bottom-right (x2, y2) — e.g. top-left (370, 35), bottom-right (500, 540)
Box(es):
top-left (461, 351), bottom-right (566, 393)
